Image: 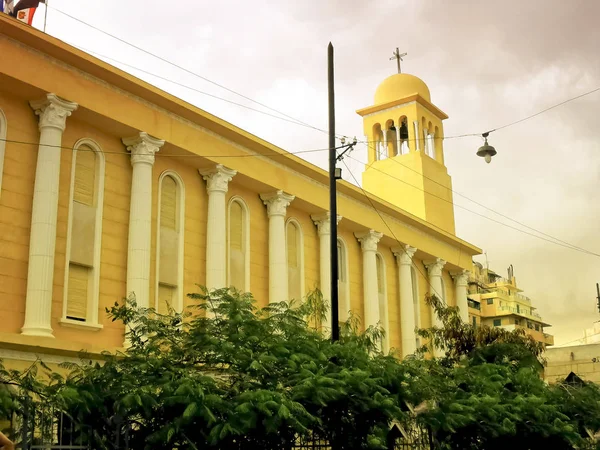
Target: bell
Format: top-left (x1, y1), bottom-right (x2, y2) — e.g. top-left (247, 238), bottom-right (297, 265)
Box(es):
top-left (399, 123), bottom-right (409, 140)
top-left (476, 137), bottom-right (497, 164)
top-left (389, 125), bottom-right (396, 132)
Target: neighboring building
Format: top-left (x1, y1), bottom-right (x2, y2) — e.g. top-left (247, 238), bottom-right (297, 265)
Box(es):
top-left (467, 262), bottom-right (554, 346)
top-left (545, 343), bottom-right (600, 383)
top-left (0, 14), bottom-right (481, 370)
top-left (581, 322), bottom-right (600, 345)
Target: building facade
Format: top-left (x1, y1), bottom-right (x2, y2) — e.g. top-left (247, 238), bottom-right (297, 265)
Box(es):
top-left (545, 343), bottom-right (600, 383)
top-left (467, 263), bottom-right (554, 346)
top-left (0, 15), bottom-right (481, 370)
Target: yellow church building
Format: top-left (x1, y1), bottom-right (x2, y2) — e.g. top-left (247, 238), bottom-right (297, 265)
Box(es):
top-left (0, 14), bottom-right (481, 370)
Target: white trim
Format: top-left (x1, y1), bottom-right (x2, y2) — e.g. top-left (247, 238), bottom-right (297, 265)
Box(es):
top-left (376, 252), bottom-right (390, 352)
top-left (227, 196), bottom-right (251, 292)
top-left (61, 138), bottom-right (105, 329)
top-left (440, 276), bottom-right (447, 304)
top-left (0, 348), bottom-right (100, 365)
top-left (285, 217), bottom-right (306, 300)
top-left (0, 107), bottom-right (6, 199)
top-left (336, 236), bottom-right (351, 322)
top-left (410, 265), bottom-right (421, 348)
top-left (155, 170), bottom-right (186, 313)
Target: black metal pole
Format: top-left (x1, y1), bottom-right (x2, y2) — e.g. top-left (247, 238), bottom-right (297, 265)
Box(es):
top-left (328, 42), bottom-right (339, 342)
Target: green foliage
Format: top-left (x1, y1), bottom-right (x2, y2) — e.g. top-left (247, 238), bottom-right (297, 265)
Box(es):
top-left (3, 290), bottom-right (600, 450)
top-left (38, 288), bottom-right (406, 450)
top-left (407, 295), bottom-right (600, 450)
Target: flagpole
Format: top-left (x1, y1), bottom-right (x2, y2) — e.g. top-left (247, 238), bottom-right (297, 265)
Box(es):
top-left (43, 0), bottom-right (48, 32)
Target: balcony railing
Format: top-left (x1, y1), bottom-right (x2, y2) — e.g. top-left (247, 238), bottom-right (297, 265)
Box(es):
top-left (498, 305), bottom-right (542, 320)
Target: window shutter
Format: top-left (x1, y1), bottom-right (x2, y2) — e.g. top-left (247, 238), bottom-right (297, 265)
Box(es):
top-left (337, 241), bottom-right (344, 281)
top-left (160, 176), bottom-right (177, 230)
top-left (287, 223), bottom-right (298, 268)
top-left (230, 201), bottom-right (243, 251)
top-left (73, 148), bottom-right (96, 206)
top-left (67, 263), bottom-right (89, 320)
top-left (158, 283), bottom-right (174, 315)
top-left (376, 256), bottom-right (384, 294)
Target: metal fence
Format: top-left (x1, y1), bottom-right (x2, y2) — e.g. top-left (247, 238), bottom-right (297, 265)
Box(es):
top-left (2, 398), bottom-right (429, 450)
top-left (5, 401), bottom-right (90, 450)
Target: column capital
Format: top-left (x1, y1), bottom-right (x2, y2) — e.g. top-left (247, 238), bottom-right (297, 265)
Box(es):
top-left (392, 245), bottom-right (417, 265)
top-left (122, 132), bottom-right (164, 166)
top-left (199, 164), bottom-right (237, 194)
top-left (424, 258), bottom-right (446, 277)
top-left (30, 93), bottom-right (78, 132)
top-left (355, 229), bottom-right (383, 253)
top-left (311, 212), bottom-right (342, 236)
top-left (450, 269), bottom-right (470, 286)
top-left (260, 190), bottom-right (294, 217)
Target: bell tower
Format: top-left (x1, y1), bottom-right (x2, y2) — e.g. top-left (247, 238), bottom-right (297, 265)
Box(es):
top-left (357, 73), bottom-right (456, 234)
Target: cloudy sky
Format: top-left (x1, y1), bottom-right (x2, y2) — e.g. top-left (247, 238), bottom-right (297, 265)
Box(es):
top-left (29, 0), bottom-right (600, 345)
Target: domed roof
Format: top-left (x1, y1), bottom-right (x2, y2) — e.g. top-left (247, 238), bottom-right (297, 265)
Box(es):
top-left (374, 73), bottom-right (431, 104)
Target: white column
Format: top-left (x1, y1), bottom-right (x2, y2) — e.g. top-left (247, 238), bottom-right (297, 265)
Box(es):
top-left (451, 270), bottom-right (470, 323)
top-left (311, 213), bottom-right (342, 330)
top-left (392, 245), bottom-right (417, 357)
top-left (261, 190), bottom-right (295, 304)
top-left (424, 258), bottom-right (446, 327)
top-left (122, 132), bottom-right (164, 309)
top-left (22, 94), bottom-right (78, 337)
top-left (424, 258), bottom-right (446, 357)
top-left (199, 165), bottom-right (237, 290)
top-left (413, 121), bottom-right (420, 152)
top-left (355, 230), bottom-right (383, 330)
top-left (382, 131), bottom-right (388, 159)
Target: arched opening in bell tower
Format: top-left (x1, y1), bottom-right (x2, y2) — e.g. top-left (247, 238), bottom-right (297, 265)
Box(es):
top-left (372, 123), bottom-right (384, 160)
top-left (399, 116), bottom-right (409, 155)
top-left (385, 119), bottom-right (398, 157)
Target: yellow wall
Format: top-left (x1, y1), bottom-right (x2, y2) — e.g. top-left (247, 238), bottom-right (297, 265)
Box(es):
top-left (0, 90), bottom-right (39, 334)
top-left (0, 19), bottom-right (481, 366)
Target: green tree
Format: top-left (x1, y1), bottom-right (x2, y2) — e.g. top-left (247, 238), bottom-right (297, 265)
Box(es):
top-left (409, 295), bottom-right (600, 450)
top-left (41, 287), bottom-right (407, 450)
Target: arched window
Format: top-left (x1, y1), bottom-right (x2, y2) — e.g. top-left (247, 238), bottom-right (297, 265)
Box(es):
top-left (440, 277), bottom-right (447, 305)
top-left (228, 197), bottom-right (250, 291)
top-left (0, 108), bottom-right (6, 198)
top-left (376, 253), bottom-right (389, 352)
top-left (411, 266), bottom-right (421, 348)
top-left (426, 121), bottom-right (436, 159)
top-left (372, 123), bottom-right (384, 160)
top-left (156, 171), bottom-right (185, 314)
top-left (337, 238), bottom-right (350, 323)
top-left (434, 126), bottom-right (442, 162)
top-left (399, 116), bottom-right (410, 155)
top-left (286, 219), bottom-right (304, 301)
top-left (62, 139), bottom-right (105, 328)
top-left (385, 120), bottom-right (398, 157)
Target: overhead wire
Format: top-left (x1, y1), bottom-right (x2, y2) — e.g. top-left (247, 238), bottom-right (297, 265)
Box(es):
top-left (68, 44), bottom-right (335, 132)
top-left (0, 137), bottom-right (332, 158)
top-left (36, 6), bottom-right (600, 261)
top-left (344, 152), bottom-right (600, 258)
top-left (47, 6), bottom-right (600, 149)
top-left (484, 87), bottom-right (600, 134)
top-left (338, 158), bottom-right (447, 305)
top-left (47, 6), bottom-right (332, 136)
top-left (358, 142), bottom-right (596, 255)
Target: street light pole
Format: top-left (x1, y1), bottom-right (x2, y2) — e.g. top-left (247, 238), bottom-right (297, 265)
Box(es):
top-left (328, 42), bottom-right (340, 342)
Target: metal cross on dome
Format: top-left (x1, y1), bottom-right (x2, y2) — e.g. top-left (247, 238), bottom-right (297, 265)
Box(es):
top-left (390, 48), bottom-right (408, 74)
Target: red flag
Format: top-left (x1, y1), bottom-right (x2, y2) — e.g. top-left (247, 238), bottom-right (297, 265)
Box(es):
top-left (15, 6), bottom-right (35, 24)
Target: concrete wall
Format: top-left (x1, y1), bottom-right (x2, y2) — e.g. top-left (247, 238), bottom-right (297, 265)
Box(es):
top-left (545, 343), bottom-right (600, 383)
